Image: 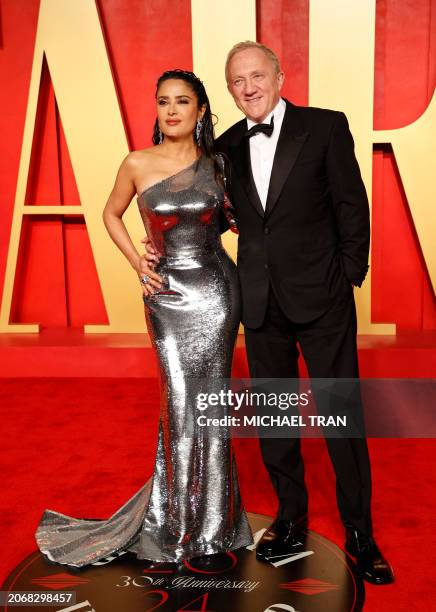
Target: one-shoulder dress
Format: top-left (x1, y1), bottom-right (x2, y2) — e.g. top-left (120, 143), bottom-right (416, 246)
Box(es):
top-left (35, 154), bottom-right (253, 566)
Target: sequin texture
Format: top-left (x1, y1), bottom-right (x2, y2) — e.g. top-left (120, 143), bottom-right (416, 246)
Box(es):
top-left (34, 155), bottom-right (253, 566)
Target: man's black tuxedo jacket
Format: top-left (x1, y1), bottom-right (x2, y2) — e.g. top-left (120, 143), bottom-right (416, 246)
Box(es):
top-left (216, 99), bottom-right (370, 329)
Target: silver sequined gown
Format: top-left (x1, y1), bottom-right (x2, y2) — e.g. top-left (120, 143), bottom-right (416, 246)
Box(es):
top-left (35, 155), bottom-right (253, 566)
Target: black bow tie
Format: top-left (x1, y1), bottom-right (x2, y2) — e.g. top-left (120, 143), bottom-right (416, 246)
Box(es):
top-left (245, 116), bottom-right (274, 138)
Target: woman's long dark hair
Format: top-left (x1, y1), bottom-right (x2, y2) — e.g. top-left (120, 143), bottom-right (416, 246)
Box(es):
top-left (152, 69), bottom-right (218, 156)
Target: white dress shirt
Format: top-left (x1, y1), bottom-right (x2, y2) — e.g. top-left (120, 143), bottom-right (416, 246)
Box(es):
top-left (246, 97), bottom-right (286, 209)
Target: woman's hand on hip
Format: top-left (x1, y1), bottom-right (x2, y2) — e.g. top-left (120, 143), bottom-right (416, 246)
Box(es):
top-left (134, 252), bottom-right (163, 297)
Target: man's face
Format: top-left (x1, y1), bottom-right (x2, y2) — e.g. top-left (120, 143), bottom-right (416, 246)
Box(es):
top-left (227, 48), bottom-right (284, 123)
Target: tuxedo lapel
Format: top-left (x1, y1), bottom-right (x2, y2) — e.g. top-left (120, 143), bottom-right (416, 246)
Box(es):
top-left (265, 101), bottom-right (309, 217)
top-left (229, 130), bottom-right (264, 219)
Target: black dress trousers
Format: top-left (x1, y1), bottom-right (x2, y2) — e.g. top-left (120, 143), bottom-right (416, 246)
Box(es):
top-left (244, 284), bottom-right (373, 535)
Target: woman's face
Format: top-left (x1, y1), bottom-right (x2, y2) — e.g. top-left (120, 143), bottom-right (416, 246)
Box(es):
top-left (156, 78), bottom-right (204, 142)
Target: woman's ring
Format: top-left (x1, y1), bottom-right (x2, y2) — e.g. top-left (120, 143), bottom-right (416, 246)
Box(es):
top-left (141, 275), bottom-right (150, 285)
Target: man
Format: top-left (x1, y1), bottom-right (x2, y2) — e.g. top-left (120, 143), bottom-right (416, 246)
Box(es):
top-left (142, 41), bottom-right (394, 585)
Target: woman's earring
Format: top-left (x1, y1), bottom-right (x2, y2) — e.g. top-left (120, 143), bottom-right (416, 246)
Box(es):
top-left (158, 127), bottom-right (163, 145)
top-left (195, 119), bottom-right (203, 143)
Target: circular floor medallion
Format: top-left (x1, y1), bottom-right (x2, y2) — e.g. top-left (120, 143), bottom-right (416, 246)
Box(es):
top-left (2, 514), bottom-right (364, 611)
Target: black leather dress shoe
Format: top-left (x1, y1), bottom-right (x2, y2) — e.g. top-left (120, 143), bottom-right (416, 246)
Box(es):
top-left (256, 517), bottom-right (308, 562)
top-left (345, 529), bottom-right (394, 585)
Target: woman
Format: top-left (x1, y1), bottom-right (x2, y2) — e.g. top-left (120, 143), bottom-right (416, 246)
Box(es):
top-left (34, 69), bottom-right (252, 566)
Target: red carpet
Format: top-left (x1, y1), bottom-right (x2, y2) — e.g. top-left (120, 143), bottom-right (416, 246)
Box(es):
top-left (0, 377), bottom-right (434, 611)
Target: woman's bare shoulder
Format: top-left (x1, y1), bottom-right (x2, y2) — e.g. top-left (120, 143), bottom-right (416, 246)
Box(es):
top-left (124, 147), bottom-right (158, 167)
top-left (125, 147), bottom-right (170, 194)
top-left (128, 147), bottom-right (167, 175)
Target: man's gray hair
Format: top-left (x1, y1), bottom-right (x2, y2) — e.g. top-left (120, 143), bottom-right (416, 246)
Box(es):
top-left (225, 41), bottom-right (282, 82)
